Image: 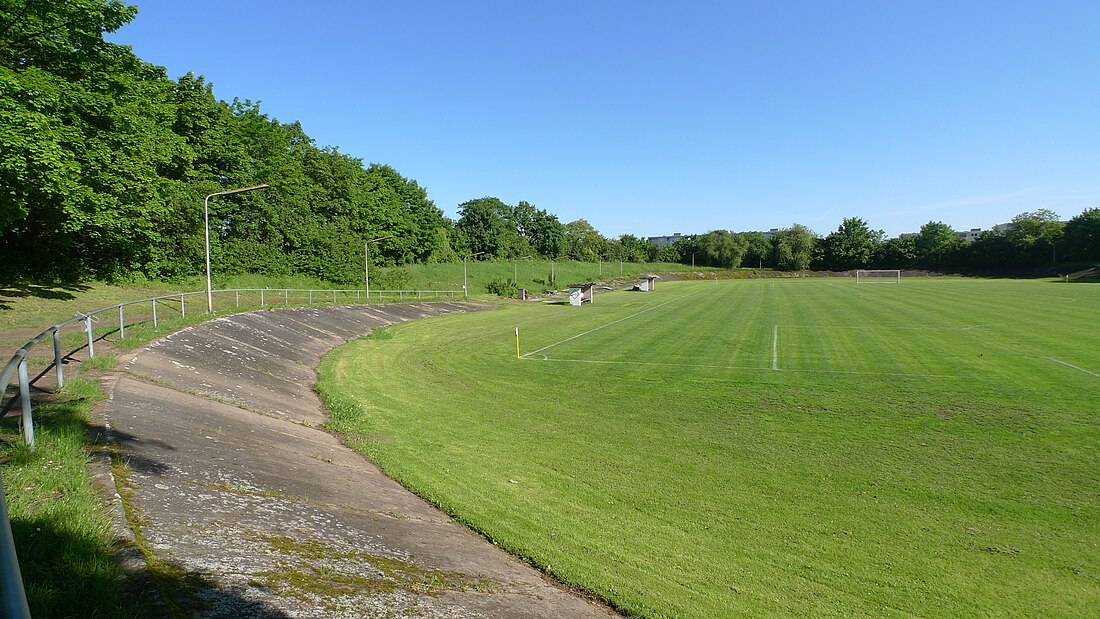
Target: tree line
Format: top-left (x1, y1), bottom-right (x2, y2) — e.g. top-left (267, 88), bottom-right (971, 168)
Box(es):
top-left (659, 209), bottom-right (1099, 272)
top-left (1, 1), bottom-right (1097, 285)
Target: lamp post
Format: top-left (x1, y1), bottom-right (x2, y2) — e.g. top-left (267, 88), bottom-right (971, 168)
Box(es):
top-left (464, 251), bottom-right (484, 298)
top-left (514, 256), bottom-right (531, 285)
top-left (692, 252), bottom-right (696, 272)
top-left (205, 184), bottom-right (269, 313)
top-left (365, 235), bottom-right (393, 300)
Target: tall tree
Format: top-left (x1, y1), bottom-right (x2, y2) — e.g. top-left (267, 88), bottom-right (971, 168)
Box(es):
top-left (456, 197), bottom-right (512, 258)
top-left (772, 225), bottom-right (816, 271)
top-left (1062, 207), bottom-right (1100, 262)
top-left (696, 230), bottom-right (747, 268)
top-left (821, 217), bottom-right (883, 270)
top-left (1006, 209), bottom-right (1064, 265)
top-left (915, 221), bottom-right (959, 268)
top-left (563, 219), bottom-right (606, 262)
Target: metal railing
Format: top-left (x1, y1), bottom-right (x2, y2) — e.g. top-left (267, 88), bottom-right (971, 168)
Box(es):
top-left (0, 286), bottom-right (461, 619)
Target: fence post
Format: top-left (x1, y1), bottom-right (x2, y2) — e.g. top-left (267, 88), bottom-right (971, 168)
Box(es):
top-left (261, 289), bottom-right (265, 305)
top-left (400, 291), bottom-right (403, 301)
top-left (152, 298), bottom-right (158, 329)
top-left (17, 358), bottom-right (34, 449)
top-left (53, 328), bottom-right (64, 388)
top-left (333, 290), bottom-right (337, 304)
top-left (180, 294), bottom-right (186, 318)
top-left (118, 305), bottom-right (125, 340)
top-left (236, 290), bottom-right (240, 308)
top-left (84, 314), bottom-right (95, 358)
top-left (308, 290), bottom-right (312, 305)
top-left (0, 469), bottom-right (32, 619)
top-left (284, 289), bottom-right (288, 305)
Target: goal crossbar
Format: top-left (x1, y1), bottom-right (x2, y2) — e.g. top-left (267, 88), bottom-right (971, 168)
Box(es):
top-left (856, 269), bottom-right (901, 284)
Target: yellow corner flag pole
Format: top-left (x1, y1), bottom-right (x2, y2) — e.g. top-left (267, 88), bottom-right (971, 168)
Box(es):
top-left (515, 326), bottom-right (521, 359)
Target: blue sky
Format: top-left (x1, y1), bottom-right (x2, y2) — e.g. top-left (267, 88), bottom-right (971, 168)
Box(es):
top-left (108, 1), bottom-right (1100, 238)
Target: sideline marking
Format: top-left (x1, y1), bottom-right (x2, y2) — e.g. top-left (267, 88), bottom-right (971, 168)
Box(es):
top-left (772, 324), bottom-right (779, 371)
top-left (520, 292), bottom-right (697, 358)
top-left (1046, 357), bottom-right (1100, 378)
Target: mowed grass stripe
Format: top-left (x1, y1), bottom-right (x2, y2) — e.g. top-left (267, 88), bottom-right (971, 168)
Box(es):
top-left (317, 278), bottom-right (1100, 618)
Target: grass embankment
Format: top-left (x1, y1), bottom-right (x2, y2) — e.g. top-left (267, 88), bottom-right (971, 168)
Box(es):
top-left (0, 376), bottom-right (144, 617)
top-left (318, 278), bottom-right (1100, 618)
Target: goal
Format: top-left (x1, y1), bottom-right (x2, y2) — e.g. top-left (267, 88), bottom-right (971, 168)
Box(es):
top-left (855, 269), bottom-right (901, 284)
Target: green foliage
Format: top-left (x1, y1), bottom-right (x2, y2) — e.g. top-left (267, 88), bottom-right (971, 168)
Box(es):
top-left (563, 219), bottom-right (606, 262)
top-left (1063, 207), bottom-right (1100, 261)
top-left (485, 277), bottom-right (518, 297)
top-left (772, 224), bottom-right (817, 271)
top-left (915, 221), bottom-right (960, 268)
top-left (820, 217), bottom-right (883, 270)
top-left (694, 230), bottom-right (747, 268)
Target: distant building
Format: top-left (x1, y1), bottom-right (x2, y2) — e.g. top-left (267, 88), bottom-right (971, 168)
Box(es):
top-left (648, 233), bottom-right (692, 247)
top-left (956, 228), bottom-right (983, 242)
top-left (761, 228), bottom-right (781, 238)
top-left (899, 232), bottom-right (919, 239)
top-left (993, 223), bottom-right (1014, 233)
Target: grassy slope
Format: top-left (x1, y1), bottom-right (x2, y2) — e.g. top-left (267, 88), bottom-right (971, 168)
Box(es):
top-left (317, 278), bottom-right (1100, 618)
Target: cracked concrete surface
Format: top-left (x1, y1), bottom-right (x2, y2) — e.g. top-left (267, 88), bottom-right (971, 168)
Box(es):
top-left (97, 302), bottom-right (618, 618)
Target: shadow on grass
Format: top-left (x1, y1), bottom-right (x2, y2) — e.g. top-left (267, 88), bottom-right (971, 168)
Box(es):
top-left (0, 282), bottom-right (92, 311)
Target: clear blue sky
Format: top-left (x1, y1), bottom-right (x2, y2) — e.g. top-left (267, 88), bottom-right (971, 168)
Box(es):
top-left (108, 0), bottom-right (1100, 238)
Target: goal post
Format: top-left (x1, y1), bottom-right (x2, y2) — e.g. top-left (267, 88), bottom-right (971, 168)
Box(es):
top-left (855, 269), bottom-right (901, 284)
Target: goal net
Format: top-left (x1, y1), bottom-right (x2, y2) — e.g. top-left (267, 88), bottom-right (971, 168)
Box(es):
top-left (856, 269), bottom-right (901, 284)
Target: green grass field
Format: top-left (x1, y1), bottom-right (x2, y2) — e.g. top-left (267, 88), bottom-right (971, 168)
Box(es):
top-left (317, 277), bottom-right (1100, 618)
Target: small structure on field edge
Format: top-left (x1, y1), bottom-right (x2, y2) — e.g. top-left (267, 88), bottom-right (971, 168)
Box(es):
top-left (636, 275), bottom-right (659, 291)
top-left (568, 283), bottom-right (595, 306)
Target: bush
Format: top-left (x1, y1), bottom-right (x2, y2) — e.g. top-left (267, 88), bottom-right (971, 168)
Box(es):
top-left (486, 277), bottom-right (518, 297)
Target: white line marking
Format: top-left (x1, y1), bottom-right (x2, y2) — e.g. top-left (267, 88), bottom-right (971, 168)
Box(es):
top-left (521, 356), bottom-right (950, 378)
top-left (772, 324), bottom-right (779, 371)
top-left (520, 293), bottom-right (696, 358)
top-left (1046, 357), bottom-right (1100, 378)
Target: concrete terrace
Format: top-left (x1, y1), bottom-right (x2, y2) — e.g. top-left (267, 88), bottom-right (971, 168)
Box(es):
top-left (96, 301), bottom-right (618, 618)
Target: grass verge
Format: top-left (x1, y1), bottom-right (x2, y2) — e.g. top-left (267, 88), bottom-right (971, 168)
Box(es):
top-left (0, 377), bottom-right (143, 618)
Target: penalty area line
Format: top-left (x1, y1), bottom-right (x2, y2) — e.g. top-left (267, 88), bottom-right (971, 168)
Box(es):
top-left (1045, 357), bottom-right (1100, 378)
top-left (520, 292), bottom-right (698, 358)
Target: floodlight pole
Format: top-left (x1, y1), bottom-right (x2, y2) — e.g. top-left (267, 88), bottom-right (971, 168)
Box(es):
top-left (464, 251), bottom-right (484, 298)
top-left (365, 235), bottom-right (393, 300)
top-left (205, 184), bottom-right (269, 313)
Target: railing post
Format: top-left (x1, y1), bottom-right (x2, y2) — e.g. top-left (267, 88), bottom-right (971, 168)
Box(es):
top-left (309, 290), bottom-right (312, 305)
top-left (84, 314), bottom-right (95, 358)
top-left (400, 291), bottom-right (404, 301)
top-left (261, 289), bottom-right (265, 305)
top-left (0, 469), bottom-right (32, 619)
top-left (118, 305), bottom-right (125, 340)
top-left (333, 290), bottom-right (337, 304)
top-left (152, 298), bottom-right (158, 329)
top-left (284, 289), bottom-right (288, 305)
top-left (17, 358), bottom-right (34, 449)
top-left (53, 328), bottom-right (64, 388)
top-left (180, 294), bottom-right (186, 318)
top-left (236, 290), bottom-right (240, 308)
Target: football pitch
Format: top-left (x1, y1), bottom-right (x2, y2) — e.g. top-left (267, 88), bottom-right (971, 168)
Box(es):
top-left (317, 277), bottom-right (1100, 618)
